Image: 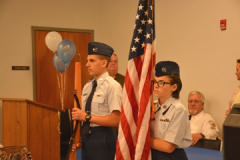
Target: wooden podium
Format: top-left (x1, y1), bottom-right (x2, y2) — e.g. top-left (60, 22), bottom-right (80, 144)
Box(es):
top-left (1, 98), bottom-right (60, 160)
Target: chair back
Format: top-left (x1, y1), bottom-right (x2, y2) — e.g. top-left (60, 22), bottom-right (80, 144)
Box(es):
top-left (0, 145), bottom-right (32, 160)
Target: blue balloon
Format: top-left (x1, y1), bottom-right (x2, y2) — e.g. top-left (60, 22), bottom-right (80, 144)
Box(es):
top-left (56, 39), bottom-right (76, 63)
top-left (53, 54), bottom-right (70, 73)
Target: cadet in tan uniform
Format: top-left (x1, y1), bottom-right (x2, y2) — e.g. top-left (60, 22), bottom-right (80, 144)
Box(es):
top-left (151, 61), bottom-right (192, 160)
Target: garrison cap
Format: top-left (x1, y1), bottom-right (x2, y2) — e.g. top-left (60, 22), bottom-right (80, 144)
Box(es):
top-left (88, 42), bottom-right (114, 57)
top-left (155, 61), bottom-right (180, 77)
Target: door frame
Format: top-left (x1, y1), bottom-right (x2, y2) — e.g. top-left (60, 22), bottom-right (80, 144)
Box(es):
top-left (31, 26), bottom-right (94, 101)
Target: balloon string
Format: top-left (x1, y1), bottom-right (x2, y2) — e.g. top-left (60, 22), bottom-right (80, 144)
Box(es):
top-left (61, 73), bottom-right (65, 110)
top-left (57, 72), bottom-right (64, 110)
top-left (56, 73), bottom-right (61, 109)
top-left (62, 72), bottom-right (66, 110)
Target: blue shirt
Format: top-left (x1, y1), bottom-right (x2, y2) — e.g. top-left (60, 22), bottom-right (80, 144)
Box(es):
top-left (82, 72), bottom-right (122, 127)
top-left (151, 97), bottom-right (192, 148)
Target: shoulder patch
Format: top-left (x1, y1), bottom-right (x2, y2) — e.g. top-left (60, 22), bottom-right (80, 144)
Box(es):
top-left (209, 120), bottom-right (216, 129)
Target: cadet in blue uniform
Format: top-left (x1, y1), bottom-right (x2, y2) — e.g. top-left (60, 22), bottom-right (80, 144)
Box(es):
top-left (71, 42), bottom-right (122, 160)
top-left (150, 61), bottom-right (192, 160)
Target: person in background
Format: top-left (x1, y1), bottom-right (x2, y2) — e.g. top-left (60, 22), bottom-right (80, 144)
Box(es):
top-left (107, 53), bottom-right (125, 88)
top-left (225, 59), bottom-right (240, 117)
top-left (150, 61), bottom-right (192, 160)
top-left (71, 42), bottom-right (122, 160)
top-left (188, 91), bottom-right (219, 145)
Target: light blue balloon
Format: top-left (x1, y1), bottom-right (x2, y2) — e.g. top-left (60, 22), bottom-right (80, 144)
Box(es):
top-left (56, 39), bottom-right (76, 63)
top-left (53, 54), bottom-right (70, 73)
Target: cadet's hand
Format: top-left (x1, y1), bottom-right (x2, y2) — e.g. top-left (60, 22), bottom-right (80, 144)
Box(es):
top-left (72, 108), bottom-right (87, 121)
top-left (191, 133), bottom-right (203, 145)
top-left (72, 143), bottom-right (81, 152)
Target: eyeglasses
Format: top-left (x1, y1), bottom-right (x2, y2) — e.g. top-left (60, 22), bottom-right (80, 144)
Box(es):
top-left (151, 80), bottom-right (171, 88)
top-left (188, 100), bottom-right (202, 104)
top-left (109, 60), bottom-right (118, 64)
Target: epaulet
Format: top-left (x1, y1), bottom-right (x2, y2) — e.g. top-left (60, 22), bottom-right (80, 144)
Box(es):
top-left (154, 100), bottom-right (158, 105)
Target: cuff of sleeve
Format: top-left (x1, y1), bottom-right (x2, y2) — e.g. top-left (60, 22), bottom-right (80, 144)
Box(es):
top-left (200, 133), bottom-right (205, 139)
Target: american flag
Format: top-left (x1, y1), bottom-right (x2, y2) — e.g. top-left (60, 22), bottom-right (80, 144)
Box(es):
top-left (115, 0), bottom-right (156, 159)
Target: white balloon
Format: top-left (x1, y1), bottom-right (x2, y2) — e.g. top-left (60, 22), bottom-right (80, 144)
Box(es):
top-left (45, 31), bottom-right (62, 52)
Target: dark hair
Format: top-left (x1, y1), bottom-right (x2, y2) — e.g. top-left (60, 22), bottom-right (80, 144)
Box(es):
top-left (237, 59), bottom-right (240, 63)
top-left (168, 75), bottom-right (182, 99)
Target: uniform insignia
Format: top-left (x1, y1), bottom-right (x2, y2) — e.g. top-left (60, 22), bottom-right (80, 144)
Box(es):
top-left (160, 118), bottom-right (170, 122)
top-left (93, 47), bottom-right (98, 52)
top-left (161, 67), bottom-right (167, 73)
top-left (209, 120), bottom-right (216, 129)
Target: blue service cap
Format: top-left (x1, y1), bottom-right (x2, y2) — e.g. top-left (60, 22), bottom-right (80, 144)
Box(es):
top-left (88, 41), bottom-right (114, 57)
top-left (155, 61), bottom-right (180, 77)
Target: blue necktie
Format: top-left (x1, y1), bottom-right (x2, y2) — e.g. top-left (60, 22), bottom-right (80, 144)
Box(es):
top-left (82, 80), bottom-right (97, 136)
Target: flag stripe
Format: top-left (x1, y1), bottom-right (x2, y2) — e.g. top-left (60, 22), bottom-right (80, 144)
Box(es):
top-left (134, 57), bottom-right (143, 80)
top-left (116, 117), bottom-right (131, 160)
top-left (140, 126), bottom-right (151, 160)
top-left (125, 70), bottom-right (139, 123)
top-left (120, 109), bottom-right (135, 159)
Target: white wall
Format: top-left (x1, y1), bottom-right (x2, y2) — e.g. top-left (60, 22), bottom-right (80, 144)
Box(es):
top-left (1, 0), bottom-right (240, 134)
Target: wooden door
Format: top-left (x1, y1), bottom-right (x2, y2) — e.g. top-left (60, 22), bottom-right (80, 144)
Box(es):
top-left (32, 27), bottom-right (93, 110)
